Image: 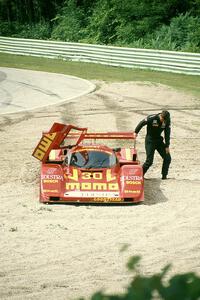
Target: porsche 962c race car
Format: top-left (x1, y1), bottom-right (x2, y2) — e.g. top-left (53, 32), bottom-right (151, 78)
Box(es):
top-left (32, 123), bottom-right (144, 204)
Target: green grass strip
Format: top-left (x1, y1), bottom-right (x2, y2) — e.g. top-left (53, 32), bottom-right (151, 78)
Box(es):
top-left (0, 53), bottom-right (199, 98)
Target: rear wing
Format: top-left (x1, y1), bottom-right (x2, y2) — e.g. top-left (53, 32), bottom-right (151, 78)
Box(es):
top-left (32, 123), bottom-right (87, 162)
top-left (32, 123), bottom-right (136, 162)
top-left (67, 132), bottom-right (135, 140)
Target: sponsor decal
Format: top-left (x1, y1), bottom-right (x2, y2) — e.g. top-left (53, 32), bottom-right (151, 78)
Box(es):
top-left (64, 191), bottom-right (120, 198)
top-left (121, 175), bottom-right (143, 181)
top-left (127, 168), bottom-right (137, 175)
top-left (42, 174), bottom-right (63, 180)
top-left (33, 132), bottom-right (57, 161)
top-left (94, 198), bottom-right (123, 202)
top-left (152, 120), bottom-right (159, 127)
top-left (124, 190), bottom-right (140, 194)
top-left (43, 189), bottom-right (58, 193)
top-left (46, 168), bottom-right (58, 175)
top-left (65, 169), bottom-right (118, 192)
top-left (126, 180), bottom-right (142, 185)
top-left (43, 179), bottom-right (58, 183)
top-left (65, 182), bottom-right (119, 191)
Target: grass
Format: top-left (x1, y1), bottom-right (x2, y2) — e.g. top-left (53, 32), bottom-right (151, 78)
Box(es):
top-left (0, 52), bottom-right (199, 98)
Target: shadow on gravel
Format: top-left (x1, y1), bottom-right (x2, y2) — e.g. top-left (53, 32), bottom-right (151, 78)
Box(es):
top-left (47, 202), bottom-right (142, 207)
top-left (144, 178), bottom-right (168, 205)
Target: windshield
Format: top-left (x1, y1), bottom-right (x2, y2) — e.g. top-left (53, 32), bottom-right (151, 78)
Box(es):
top-left (69, 150), bottom-right (117, 168)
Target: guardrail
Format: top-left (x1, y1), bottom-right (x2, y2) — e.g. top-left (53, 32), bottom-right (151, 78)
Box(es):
top-left (0, 36), bottom-right (200, 75)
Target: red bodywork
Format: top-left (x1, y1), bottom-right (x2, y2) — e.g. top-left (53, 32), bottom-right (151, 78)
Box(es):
top-left (32, 123), bottom-right (144, 204)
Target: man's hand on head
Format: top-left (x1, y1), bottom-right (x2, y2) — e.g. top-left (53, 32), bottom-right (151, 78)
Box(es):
top-left (165, 147), bottom-right (170, 154)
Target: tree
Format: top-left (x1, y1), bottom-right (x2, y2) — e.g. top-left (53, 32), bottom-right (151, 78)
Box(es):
top-left (51, 0), bottom-right (84, 42)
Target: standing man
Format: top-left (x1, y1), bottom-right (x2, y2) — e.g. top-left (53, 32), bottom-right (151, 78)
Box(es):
top-left (134, 111), bottom-right (171, 179)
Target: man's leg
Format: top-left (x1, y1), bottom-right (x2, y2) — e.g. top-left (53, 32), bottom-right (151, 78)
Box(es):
top-left (143, 136), bottom-right (155, 175)
top-left (156, 141), bottom-right (171, 178)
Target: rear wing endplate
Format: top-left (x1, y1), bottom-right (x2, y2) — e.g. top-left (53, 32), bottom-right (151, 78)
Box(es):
top-left (32, 123), bottom-right (87, 162)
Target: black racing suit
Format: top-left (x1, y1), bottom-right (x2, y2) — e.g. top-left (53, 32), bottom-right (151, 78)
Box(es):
top-left (135, 114), bottom-right (171, 177)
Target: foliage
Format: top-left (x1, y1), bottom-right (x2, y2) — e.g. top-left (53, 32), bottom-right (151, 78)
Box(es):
top-left (75, 0), bottom-right (200, 45)
top-left (126, 13), bottom-right (200, 52)
top-left (81, 0), bottom-right (118, 44)
top-left (51, 0), bottom-right (84, 42)
top-left (0, 0), bottom-right (64, 23)
top-left (109, 0), bottom-right (181, 43)
top-left (0, 21), bottom-right (51, 39)
top-left (79, 256), bottom-right (200, 300)
top-left (0, 0), bottom-right (200, 51)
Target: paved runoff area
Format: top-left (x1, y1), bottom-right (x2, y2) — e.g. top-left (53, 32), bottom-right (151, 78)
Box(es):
top-left (0, 67), bottom-right (95, 115)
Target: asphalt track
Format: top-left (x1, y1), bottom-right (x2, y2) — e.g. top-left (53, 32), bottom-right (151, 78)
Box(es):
top-left (0, 67), bottom-right (95, 115)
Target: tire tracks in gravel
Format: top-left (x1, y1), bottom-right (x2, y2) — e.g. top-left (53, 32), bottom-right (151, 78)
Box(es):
top-left (0, 70), bottom-right (13, 109)
top-left (0, 99), bottom-right (78, 131)
top-left (98, 90), bottom-right (200, 134)
top-left (94, 92), bottom-right (132, 131)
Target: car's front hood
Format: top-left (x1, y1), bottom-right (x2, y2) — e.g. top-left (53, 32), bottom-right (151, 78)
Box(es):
top-left (64, 167), bottom-right (120, 198)
top-left (40, 164), bottom-right (144, 202)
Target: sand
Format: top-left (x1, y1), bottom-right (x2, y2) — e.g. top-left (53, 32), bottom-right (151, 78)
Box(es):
top-left (0, 74), bottom-right (200, 300)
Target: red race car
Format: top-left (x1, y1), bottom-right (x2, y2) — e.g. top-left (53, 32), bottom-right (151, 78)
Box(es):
top-left (32, 123), bottom-right (144, 204)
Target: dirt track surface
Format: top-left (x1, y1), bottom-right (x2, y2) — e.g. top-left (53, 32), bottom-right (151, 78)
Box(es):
top-left (0, 70), bottom-right (200, 300)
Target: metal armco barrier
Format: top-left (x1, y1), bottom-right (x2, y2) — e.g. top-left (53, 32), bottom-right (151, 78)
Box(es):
top-left (0, 36), bottom-right (200, 75)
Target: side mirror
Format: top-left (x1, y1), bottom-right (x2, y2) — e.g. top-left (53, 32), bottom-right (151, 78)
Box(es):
top-left (113, 147), bottom-right (121, 152)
